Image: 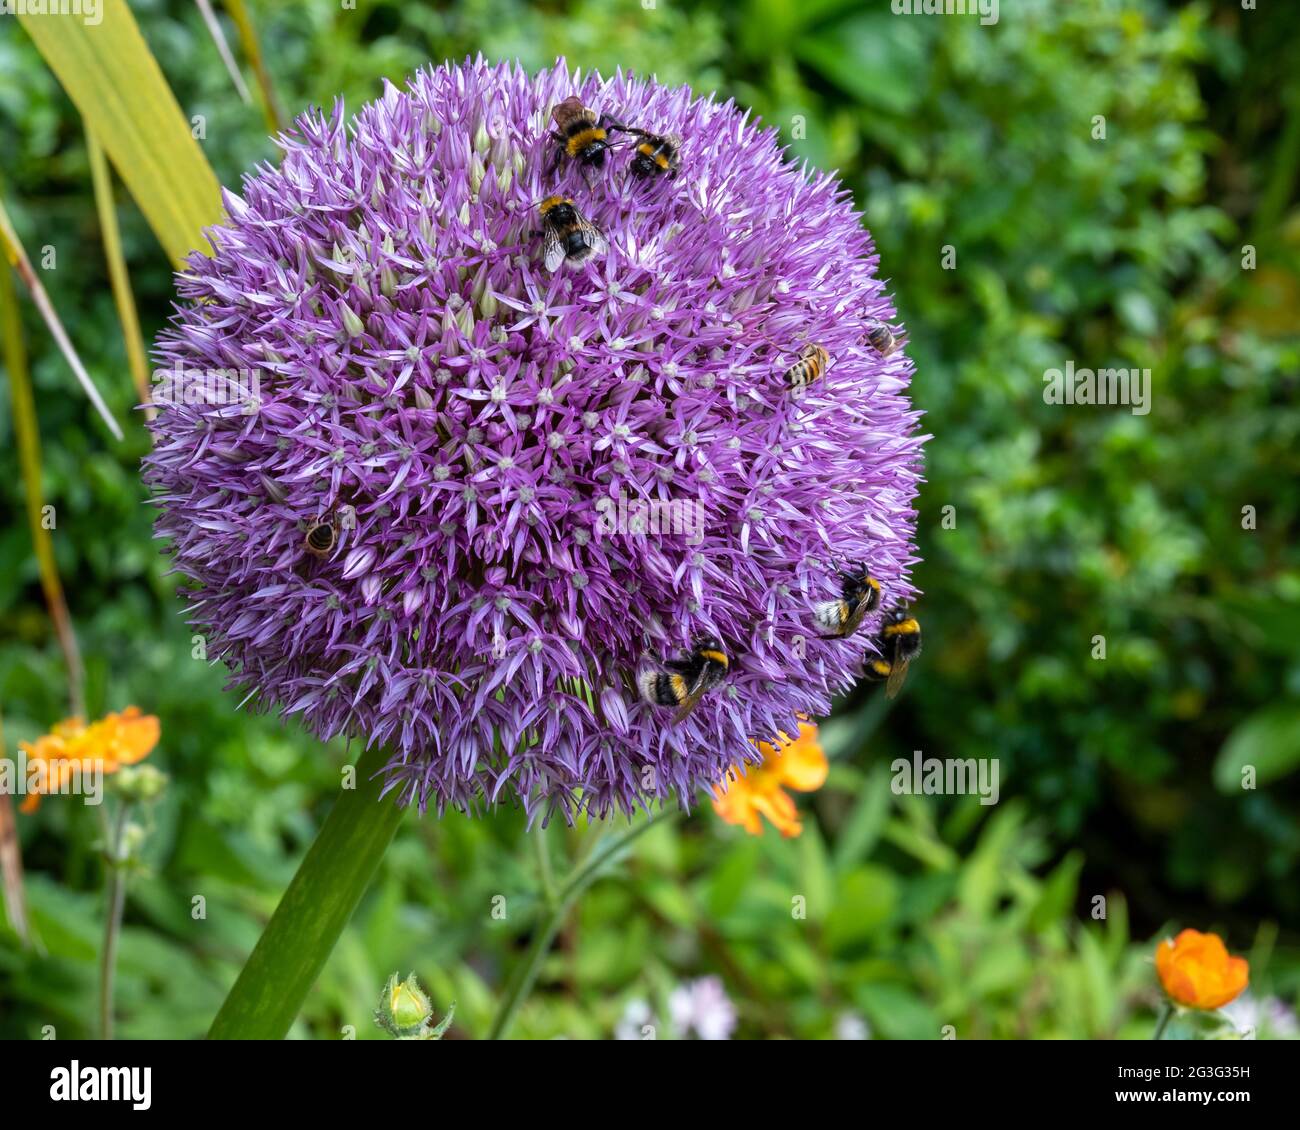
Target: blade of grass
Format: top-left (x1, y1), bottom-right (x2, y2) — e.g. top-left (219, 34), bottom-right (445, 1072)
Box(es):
top-left (225, 0), bottom-right (286, 135)
top-left (0, 196), bottom-right (124, 441)
top-left (0, 256), bottom-right (87, 715)
top-left (195, 0), bottom-right (252, 106)
top-left (85, 127), bottom-right (155, 423)
top-left (19, 0), bottom-right (223, 267)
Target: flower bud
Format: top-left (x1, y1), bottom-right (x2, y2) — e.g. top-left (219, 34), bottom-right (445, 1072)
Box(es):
top-left (113, 764), bottom-right (169, 803)
top-left (374, 972), bottom-right (454, 1040)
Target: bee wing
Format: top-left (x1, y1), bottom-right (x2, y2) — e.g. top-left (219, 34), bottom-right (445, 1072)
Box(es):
top-left (885, 657), bottom-right (911, 700)
top-left (841, 597), bottom-right (872, 637)
top-left (551, 96), bottom-right (589, 128)
top-left (581, 219), bottom-right (608, 259)
top-left (542, 227), bottom-right (566, 273)
top-left (672, 691), bottom-right (704, 724)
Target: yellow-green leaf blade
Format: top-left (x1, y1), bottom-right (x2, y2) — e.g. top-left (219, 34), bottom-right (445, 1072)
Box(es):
top-left (20, 0), bottom-right (224, 267)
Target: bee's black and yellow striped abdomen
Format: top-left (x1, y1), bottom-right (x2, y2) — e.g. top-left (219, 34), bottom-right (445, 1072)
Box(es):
top-left (864, 658), bottom-right (893, 681)
top-left (882, 617), bottom-right (920, 640)
top-left (637, 141), bottom-right (671, 170)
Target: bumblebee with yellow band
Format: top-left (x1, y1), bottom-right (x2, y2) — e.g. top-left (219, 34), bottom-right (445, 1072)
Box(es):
top-left (639, 636), bottom-right (731, 723)
top-left (864, 609), bottom-right (922, 698)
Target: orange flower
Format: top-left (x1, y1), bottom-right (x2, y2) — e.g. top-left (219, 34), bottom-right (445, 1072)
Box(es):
top-left (18, 706), bottom-right (159, 813)
top-left (1155, 929), bottom-right (1249, 1010)
top-left (711, 720), bottom-right (828, 838)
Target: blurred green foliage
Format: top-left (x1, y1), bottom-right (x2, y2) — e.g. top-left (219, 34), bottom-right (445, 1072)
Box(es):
top-left (1, 0), bottom-right (1297, 1039)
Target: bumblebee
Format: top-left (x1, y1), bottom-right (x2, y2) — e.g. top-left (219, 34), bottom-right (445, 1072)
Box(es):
top-left (783, 343), bottom-right (829, 389)
top-left (536, 195), bottom-right (608, 273)
top-left (863, 609), bottom-right (921, 698)
top-left (864, 318), bottom-right (898, 357)
top-left (304, 513), bottom-right (338, 558)
top-left (638, 635), bottom-right (730, 722)
top-left (813, 564), bottom-right (882, 638)
top-left (548, 96), bottom-right (629, 175)
top-left (627, 130), bottom-right (682, 179)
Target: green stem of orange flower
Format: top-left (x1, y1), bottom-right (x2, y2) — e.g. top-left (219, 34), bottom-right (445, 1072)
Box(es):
top-left (1152, 1002), bottom-right (1174, 1041)
top-left (99, 798), bottom-right (133, 1040)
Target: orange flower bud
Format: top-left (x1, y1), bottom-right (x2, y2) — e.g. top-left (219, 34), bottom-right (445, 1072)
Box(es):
top-left (1155, 929), bottom-right (1249, 1011)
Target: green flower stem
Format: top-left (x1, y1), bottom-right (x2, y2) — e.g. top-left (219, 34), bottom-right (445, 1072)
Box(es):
top-left (100, 799), bottom-right (133, 1040)
top-left (533, 822), bottom-right (558, 909)
top-left (208, 743), bottom-right (405, 1039)
top-left (1153, 1002), bottom-right (1174, 1041)
top-left (488, 808), bottom-right (679, 1040)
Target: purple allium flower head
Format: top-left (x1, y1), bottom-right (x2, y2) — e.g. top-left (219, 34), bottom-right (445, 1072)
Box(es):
top-left (144, 58), bottom-right (925, 820)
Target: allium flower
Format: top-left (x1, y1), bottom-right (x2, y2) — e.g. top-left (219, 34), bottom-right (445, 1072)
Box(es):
top-left (144, 58), bottom-right (923, 819)
top-left (711, 718), bottom-right (828, 837)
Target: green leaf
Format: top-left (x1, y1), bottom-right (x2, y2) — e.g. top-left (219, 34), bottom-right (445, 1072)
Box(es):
top-left (826, 865), bottom-right (898, 954)
top-left (794, 13), bottom-right (927, 115)
top-left (883, 817), bottom-right (958, 872)
top-left (798, 821), bottom-right (834, 922)
top-left (1218, 594), bottom-right (1300, 657)
top-left (86, 127), bottom-right (152, 417)
top-left (1214, 703), bottom-right (1300, 791)
top-left (208, 743), bottom-right (407, 1039)
top-left (855, 982), bottom-right (939, 1041)
top-left (1029, 849), bottom-right (1084, 933)
top-left (832, 764), bottom-right (892, 873)
top-left (19, 0), bottom-right (222, 267)
top-left (706, 839), bottom-right (760, 919)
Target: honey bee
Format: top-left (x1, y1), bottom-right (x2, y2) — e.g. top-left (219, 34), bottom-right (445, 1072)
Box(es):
top-left (783, 343), bottom-right (829, 389)
top-left (638, 635), bottom-right (730, 722)
top-left (536, 195), bottom-right (608, 272)
top-left (547, 96), bottom-right (629, 175)
top-left (863, 609), bottom-right (921, 698)
top-left (304, 513), bottom-right (338, 558)
top-left (627, 129), bottom-right (682, 179)
top-left (864, 318), bottom-right (898, 357)
top-left (813, 564), bottom-right (882, 638)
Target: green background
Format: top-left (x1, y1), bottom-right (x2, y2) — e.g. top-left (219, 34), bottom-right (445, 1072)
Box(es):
top-left (1, 0), bottom-right (1297, 1039)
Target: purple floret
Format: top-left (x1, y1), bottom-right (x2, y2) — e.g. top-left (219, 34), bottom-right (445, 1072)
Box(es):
top-left (144, 57), bottom-right (926, 821)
